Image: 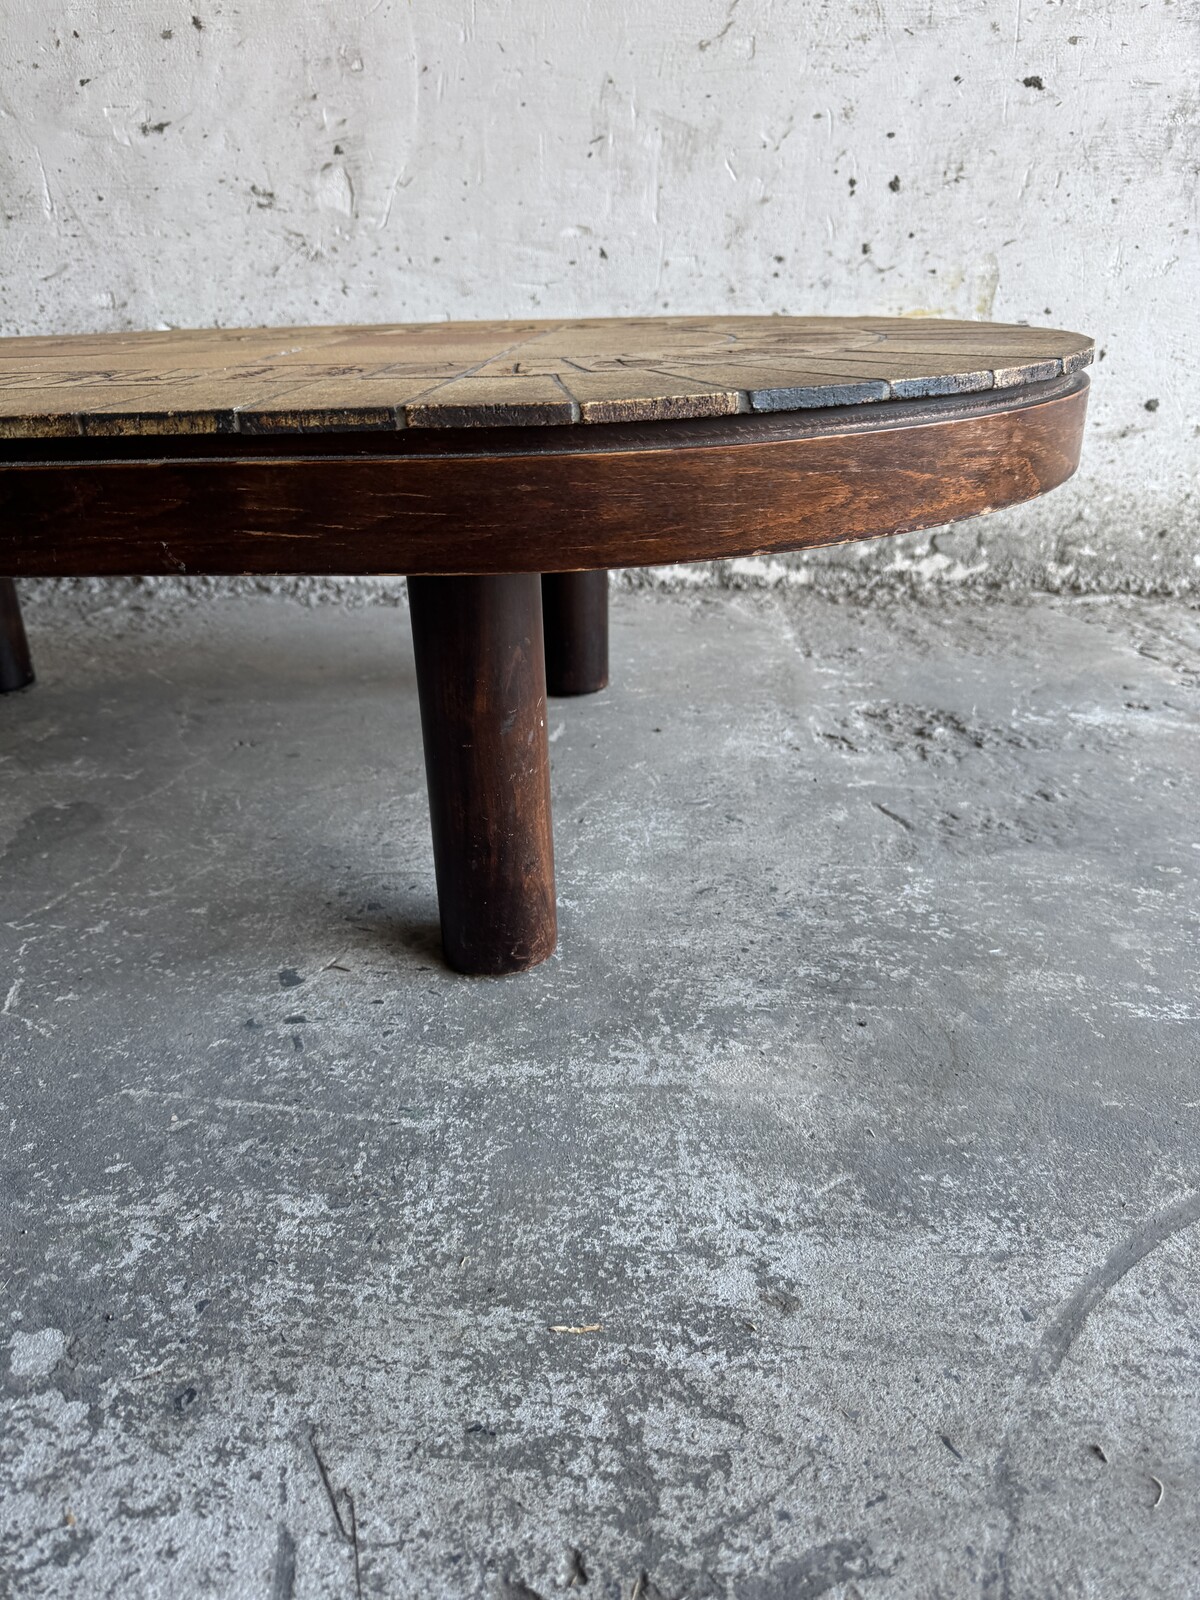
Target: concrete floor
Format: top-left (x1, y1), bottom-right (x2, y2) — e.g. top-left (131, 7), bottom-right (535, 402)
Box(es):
top-left (2, 585), bottom-right (1199, 1599)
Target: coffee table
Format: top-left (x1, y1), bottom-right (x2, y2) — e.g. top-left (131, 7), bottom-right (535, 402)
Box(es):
top-left (0, 315), bottom-right (1092, 973)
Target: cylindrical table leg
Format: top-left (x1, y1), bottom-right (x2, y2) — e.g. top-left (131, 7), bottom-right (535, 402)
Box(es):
top-left (0, 579), bottom-right (35, 693)
top-left (407, 573), bottom-right (557, 975)
top-left (541, 570), bottom-right (609, 696)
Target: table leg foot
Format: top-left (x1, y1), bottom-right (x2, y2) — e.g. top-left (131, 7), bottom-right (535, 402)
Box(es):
top-left (0, 579), bottom-right (35, 693)
top-left (408, 573), bottom-right (557, 975)
top-left (541, 570), bottom-right (609, 696)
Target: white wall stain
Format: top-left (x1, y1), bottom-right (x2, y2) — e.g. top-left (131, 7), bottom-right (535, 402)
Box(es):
top-left (0, 0), bottom-right (1194, 587)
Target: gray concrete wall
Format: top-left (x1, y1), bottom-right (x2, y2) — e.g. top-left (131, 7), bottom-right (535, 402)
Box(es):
top-left (2, 0), bottom-right (1196, 594)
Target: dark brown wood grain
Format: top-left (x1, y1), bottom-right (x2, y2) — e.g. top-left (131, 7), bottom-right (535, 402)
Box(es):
top-left (0, 578), bottom-right (34, 692)
top-left (0, 316), bottom-right (1094, 979)
top-left (541, 571), bottom-right (609, 696)
top-left (407, 573), bottom-right (556, 974)
top-left (0, 375), bottom-right (1089, 577)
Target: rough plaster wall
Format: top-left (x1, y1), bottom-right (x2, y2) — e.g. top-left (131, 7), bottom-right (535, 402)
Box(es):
top-left (1, 0), bottom-right (1197, 595)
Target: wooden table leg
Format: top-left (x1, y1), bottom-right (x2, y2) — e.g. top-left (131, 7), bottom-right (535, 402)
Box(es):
top-left (541, 570), bottom-right (609, 696)
top-left (407, 573), bottom-right (557, 975)
top-left (0, 579), bottom-right (35, 693)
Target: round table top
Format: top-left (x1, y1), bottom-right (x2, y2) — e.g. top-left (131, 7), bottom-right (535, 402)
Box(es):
top-left (0, 315), bottom-right (1092, 440)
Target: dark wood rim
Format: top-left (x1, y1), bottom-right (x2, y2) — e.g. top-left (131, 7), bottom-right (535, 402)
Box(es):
top-left (0, 375), bottom-right (1089, 577)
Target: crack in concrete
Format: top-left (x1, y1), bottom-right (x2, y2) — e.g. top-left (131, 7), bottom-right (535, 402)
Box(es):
top-left (989, 1187), bottom-right (1200, 1596)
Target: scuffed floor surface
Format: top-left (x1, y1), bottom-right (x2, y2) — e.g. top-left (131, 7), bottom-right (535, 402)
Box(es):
top-left (2, 586), bottom-right (1199, 1599)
